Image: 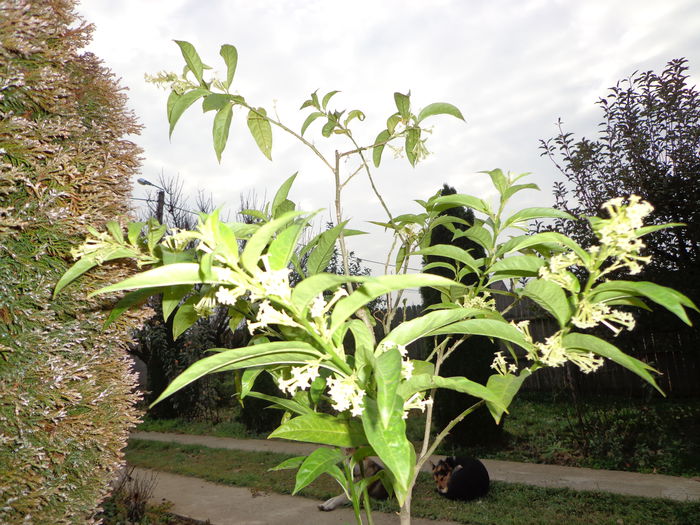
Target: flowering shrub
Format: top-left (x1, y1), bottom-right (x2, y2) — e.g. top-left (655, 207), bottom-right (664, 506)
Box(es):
top-left (56, 42), bottom-right (697, 525)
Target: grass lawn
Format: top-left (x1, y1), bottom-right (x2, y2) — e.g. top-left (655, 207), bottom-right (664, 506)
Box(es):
top-left (136, 394), bottom-right (700, 477)
top-left (126, 439), bottom-right (700, 525)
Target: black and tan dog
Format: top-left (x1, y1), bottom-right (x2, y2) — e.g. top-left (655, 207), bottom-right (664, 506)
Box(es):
top-left (319, 454), bottom-right (489, 511)
top-left (431, 456), bottom-right (490, 501)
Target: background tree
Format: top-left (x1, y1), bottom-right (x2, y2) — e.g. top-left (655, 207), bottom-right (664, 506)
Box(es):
top-left (420, 185), bottom-right (502, 446)
top-left (0, 1), bottom-right (146, 521)
top-left (541, 58), bottom-right (700, 307)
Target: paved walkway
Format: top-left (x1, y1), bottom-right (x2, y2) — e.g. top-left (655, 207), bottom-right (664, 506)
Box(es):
top-left (128, 431), bottom-right (700, 524)
top-left (135, 466), bottom-right (459, 525)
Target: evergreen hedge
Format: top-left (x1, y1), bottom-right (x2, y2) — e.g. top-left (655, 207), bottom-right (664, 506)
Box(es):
top-left (0, 1), bottom-right (147, 521)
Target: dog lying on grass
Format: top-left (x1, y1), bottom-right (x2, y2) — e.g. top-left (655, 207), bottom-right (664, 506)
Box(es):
top-left (319, 455), bottom-right (489, 511)
top-left (318, 456), bottom-right (388, 511)
top-left (431, 456), bottom-right (490, 500)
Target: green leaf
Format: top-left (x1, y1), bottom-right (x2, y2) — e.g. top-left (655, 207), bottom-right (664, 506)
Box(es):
top-left (272, 173), bottom-right (299, 216)
top-left (268, 220), bottom-right (308, 271)
top-left (321, 90), bottom-right (340, 110)
top-left (485, 371), bottom-right (530, 424)
top-left (321, 119), bottom-right (336, 137)
top-left (386, 113), bottom-right (401, 134)
top-left (269, 456), bottom-right (305, 472)
top-left (105, 221), bottom-right (123, 243)
top-left (174, 40), bottom-right (205, 85)
top-left (247, 107), bottom-right (273, 160)
top-left (488, 255), bottom-right (545, 280)
top-left (291, 273), bottom-right (367, 313)
top-left (240, 211), bottom-right (306, 273)
top-left (372, 129), bottom-right (391, 167)
top-left (430, 194), bottom-right (492, 216)
top-left (202, 93), bottom-right (233, 112)
top-left (306, 222), bottom-right (347, 276)
top-left (375, 348), bottom-right (402, 428)
top-left (245, 391), bottom-right (314, 416)
top-left (486, 169), bottom-right (508, 196)
top-left (293, 447), bottom-right (344, 494)
top-left (394, 92), bottom-right (411, 118)
top-left (88, 263), bottom-right (229, 297)
top-left (455, 225), bottom-right (493, 252)
top-left (219, 44), bottom-right (238, 89)
top-left (503, 207), bottom-right (575, 228)
top-left (54, 247), bottom-right (138, 297)
top-left (151, 342), bottom-right (324, 407)
top-left (239, 368), bottom-right (263, 399)
top-left (104, 287), bottom-right (164, 328)
top-left (522, 279), bottom-right (572, 328)
top-left (416, 102), bottom-right (465, 123)
top-left (269, 413), bottom-right (367, 447)
top-left (330, 274), bottom-right (463, 334)
top-left (496, 232), bottom-right (589, 263)
top-left (429, 318), bottom-right (535, 353)
top-left (162, 284), bottom-right (192, 321)
top-left (380, 308), bottom-right (484, 348)
top-left (172, 295), bottom-right (198, 339)
top-left (345, 109), bottom-right (365, 126)
top-left (127, 221), bottom-right (145, 245)
top-left (405, 127), bottom-right (420, 166)
top-left (169, 88), bottom-right (209, 138)
top-left (301, 111), bottom-right (324, 136)
top-left (397, 375), bottom-right (505, 413)
top-left (562, 333), bottom-right (662, 394)
top-left (503, 183), bottom-right (539, 201)
top-left (591, 281), bottom-right (698, 325)
top-left (413, 244), bottom-right (481, 274)
top-left (346, 319), bottom-right (376, 383)
top-left (361, 398), bottom-right (414, 505)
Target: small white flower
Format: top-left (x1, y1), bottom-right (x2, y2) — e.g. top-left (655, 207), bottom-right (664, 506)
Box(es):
top-left (401, 359), bottom-right (414, 380)
top-left (215, 286), bottom-right (244, 305)
top-left (277, 362), bottom-right (321, 395)
top-left (310, 294), bottom-right (326, 319)
top-left (378, 341), bottom-right (408, 357)
top-left (403, 393), bottom-right (433, 419)
top-left (250, 255), bottom-right (293, 301)
top-left (490, 351), bottom-right (509, 376)
top-left (327, 375), bottom-right (365, 416)
top-left (247, 300), bottom-right (301, 335)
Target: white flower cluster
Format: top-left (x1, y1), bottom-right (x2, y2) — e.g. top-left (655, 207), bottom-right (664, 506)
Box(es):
top-left (378, 341), bottom-right (413, 380)
top-left (277, 362), bottom-right (321, 395)
top-left (327, 375), bottom-right (365, 417)
top-left (215, 286), bottom-right (245, 306)
top-left (538, 252), bottom-right (580, 290)
top-left (402, 393), bottom-right (432, 419)
top-left (595, 195), bottom-right (654, 274)
top-left (490, 351), bottom-right (517, 376)
top-left (247, 300), bottom-right (301, 335)
top-left (534, 334), bottom-right (604, 374)
top-left (461, 292), bottom-right (496, 311)
top-left (571, 300), bottom-right (635, 335)
top-left (249, 256), bottom-right (293, 302)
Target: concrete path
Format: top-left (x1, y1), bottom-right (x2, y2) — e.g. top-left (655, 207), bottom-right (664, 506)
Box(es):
top-left (131, 431), bottom-right (700, 503)
top-left (137, 466), bottom-right (459, 525)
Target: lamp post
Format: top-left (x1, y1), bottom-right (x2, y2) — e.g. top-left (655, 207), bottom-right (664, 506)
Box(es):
top-left (137, 178), bottom-right (165, 223)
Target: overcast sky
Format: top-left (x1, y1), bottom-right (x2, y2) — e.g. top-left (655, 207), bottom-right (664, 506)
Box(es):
top-left (77, 0), bottom-right (700, 299)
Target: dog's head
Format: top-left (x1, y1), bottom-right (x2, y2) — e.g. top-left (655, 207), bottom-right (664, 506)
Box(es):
top-left (431, 458), bottom-right (454, 494)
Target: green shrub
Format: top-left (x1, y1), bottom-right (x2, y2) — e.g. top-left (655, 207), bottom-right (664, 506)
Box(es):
top-left (0, 1), bottom-right (146, 521)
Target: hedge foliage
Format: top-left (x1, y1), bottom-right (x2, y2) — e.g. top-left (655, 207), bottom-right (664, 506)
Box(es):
top-left (0, 1), bottom-right (147, 521)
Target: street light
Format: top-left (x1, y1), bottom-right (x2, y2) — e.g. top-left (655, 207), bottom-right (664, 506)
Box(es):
top-left (137, 178), bottom-right (165, 223)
